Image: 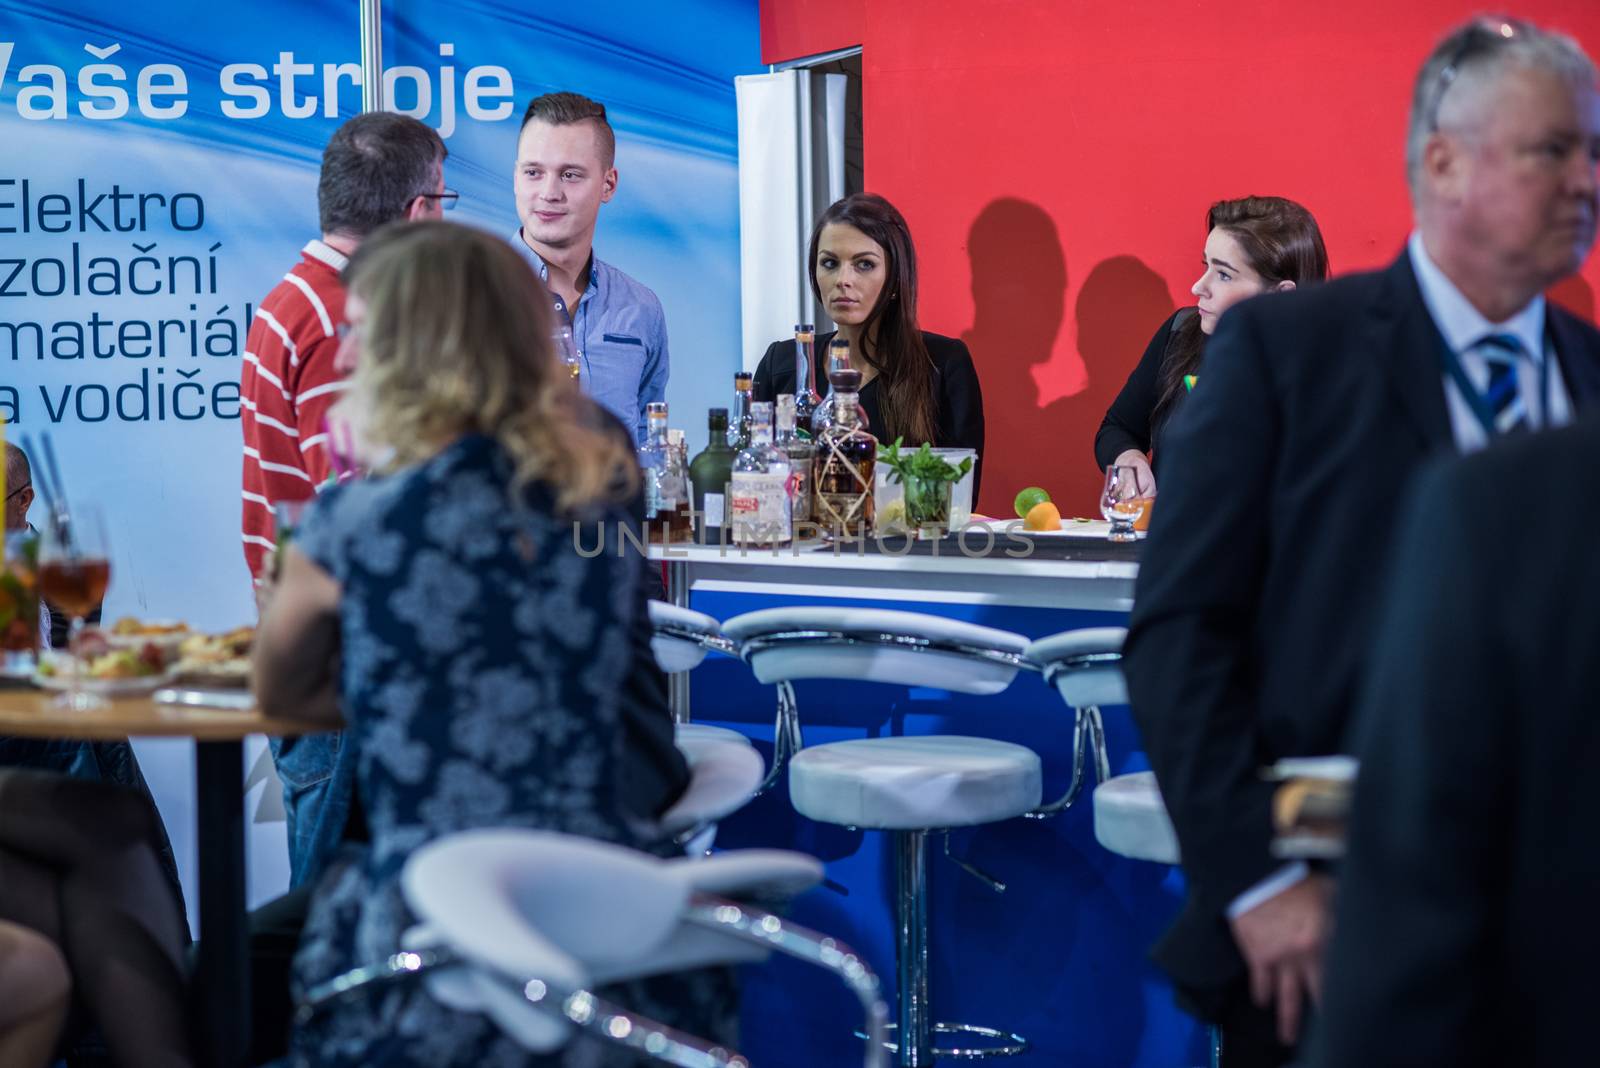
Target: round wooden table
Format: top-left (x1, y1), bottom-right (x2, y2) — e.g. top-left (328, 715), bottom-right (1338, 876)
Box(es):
top-left (0, 686), bottom-right (313, 1068)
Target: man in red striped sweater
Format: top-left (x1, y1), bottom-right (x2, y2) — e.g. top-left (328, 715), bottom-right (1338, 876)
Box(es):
top-left (241, 112), bottom-right (449, 584)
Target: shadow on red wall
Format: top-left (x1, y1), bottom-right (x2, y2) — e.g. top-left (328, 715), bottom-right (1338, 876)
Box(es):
top-left (1550, 274), bottom-right (1596, 322)
top-left (962, 198), bottom-right (1176, 517)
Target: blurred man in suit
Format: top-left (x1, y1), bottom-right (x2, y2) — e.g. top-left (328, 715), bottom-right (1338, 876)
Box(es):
top-left (1123, 16), bottom-right (1600, 1065)
top-left (1311, 414), bottom-right (1600, 1067)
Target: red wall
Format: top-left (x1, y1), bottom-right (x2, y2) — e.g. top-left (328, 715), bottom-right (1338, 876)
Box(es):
top-left (762, 1), bottom-right (1600, 517)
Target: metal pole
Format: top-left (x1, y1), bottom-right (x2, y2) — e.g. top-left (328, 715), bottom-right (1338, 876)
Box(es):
top-left (359, 0), bottom-right (384, 112)
top-left (894, 830), bottom-right (931, 1066)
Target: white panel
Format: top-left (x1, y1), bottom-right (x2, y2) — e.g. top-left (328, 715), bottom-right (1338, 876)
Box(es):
top-left (735, 72), bottom-right (805, 373)
top-left (822, 73), bottom-right (847, 204)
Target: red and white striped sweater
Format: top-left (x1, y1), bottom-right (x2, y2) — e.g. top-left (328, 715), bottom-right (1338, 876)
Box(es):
top-left (240, 239), bottom-right (348, 582)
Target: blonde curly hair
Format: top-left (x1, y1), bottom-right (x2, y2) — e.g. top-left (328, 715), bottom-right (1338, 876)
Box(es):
top-left (342, 220), bottom-right (638, 512)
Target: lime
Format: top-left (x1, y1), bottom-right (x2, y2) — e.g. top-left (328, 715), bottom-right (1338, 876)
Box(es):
top-left (1013, 486), bottom-right (1051, 519)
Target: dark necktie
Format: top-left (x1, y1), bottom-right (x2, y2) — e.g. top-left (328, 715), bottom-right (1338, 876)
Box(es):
top-left (1475, 333), bottom-right (1529, 435)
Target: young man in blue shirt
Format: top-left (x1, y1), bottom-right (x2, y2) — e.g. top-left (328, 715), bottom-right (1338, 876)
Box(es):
top-left (511, 92), bottom-right (670, 445)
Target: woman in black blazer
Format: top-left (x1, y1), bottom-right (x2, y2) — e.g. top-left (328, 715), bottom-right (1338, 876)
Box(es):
top-left (753, 193), bottom-right (985, 496)
top-left (1094, 196), bottom-right (1329, 496)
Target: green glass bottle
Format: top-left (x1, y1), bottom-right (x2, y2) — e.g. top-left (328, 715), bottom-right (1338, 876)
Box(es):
top-left (689, 408), bottom-right (737, 543)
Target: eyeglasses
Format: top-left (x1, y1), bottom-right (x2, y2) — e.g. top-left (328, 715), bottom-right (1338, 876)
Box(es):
top-left (1425, 18), bottom-right (1529, 133)
top-left (4, 482), bottom-right (30, 503)
top-left (416, 189), bottom-right (460, 211)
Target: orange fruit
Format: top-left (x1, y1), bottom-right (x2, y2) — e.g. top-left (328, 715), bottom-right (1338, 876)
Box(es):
top-left (1023, 500), bottom-right (1062, 531)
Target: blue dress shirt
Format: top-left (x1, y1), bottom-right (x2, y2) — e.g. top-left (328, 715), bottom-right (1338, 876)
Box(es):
top-left (510, 229), bottom-right (670, 445)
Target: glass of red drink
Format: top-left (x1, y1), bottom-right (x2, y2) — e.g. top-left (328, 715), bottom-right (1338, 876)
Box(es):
top-left (37, 505), bottom-right (112, 710)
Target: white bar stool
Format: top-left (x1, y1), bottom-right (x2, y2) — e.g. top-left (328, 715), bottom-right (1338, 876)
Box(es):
top-left (1020, 627), bottom-right (1128, 815)
top-left (1028, 627), bottom-right (1216, 1067)
top-left (649, 600), bottom-right (737, 677)
top-left (722, 606), bottom-right (1038, 1066)
top-left (665, 733), bottom-right (765, 855)
top-left (301, 830), bottom-right (890, 1068)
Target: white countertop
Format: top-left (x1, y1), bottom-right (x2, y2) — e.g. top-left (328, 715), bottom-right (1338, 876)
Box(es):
top-left (647, 520), bottom-right (1139, 612)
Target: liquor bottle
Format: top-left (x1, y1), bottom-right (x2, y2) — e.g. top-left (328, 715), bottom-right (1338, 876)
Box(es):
top-left (792, 324), bottom-right (821, 436)
top-left (810, 336), bottom-right (869, 436)
top-left (688, 409), bottom-right (736, 543)
top-left (813, 367), bottom-right (877, 540)
top-left (775, 394), bottom-right (815, 527)
top-left (729, 401), bottom-right (792, 547)
top-left (638, 401), bottom-right (693, 543)
top-left (728, 372), bottom-right (754, 449)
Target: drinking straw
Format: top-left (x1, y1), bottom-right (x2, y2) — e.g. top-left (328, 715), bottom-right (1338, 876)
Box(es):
top-left (39, 432), bottom-right (69, 515)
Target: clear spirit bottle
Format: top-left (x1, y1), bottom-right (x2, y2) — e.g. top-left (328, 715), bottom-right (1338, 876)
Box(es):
top-left (813, 367), bottom-right (876, 540)
top-left (792, 324), bottom-right (821, 436)
top-left (775, 394), bottom-right (815, 528)
top-left (728, 372), bottom-right (754, 449)
top-left (638, 401), bottom-right (693, 543)
top-left (729, 401), bottom-right (792, 548)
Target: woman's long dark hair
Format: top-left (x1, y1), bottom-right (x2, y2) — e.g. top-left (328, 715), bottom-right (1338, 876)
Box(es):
top-left (1152, 196), bottom-right (1331, 429)
top-left (808, 193), bottom-right (939, 446)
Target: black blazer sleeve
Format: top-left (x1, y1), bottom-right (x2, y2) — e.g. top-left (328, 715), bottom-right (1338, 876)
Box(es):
top-left (1123, 304), bottom-right (1284, 921)
top-left (1094, 310), bottom-right (1181, 470)
top-left (927, 333), bottom-right (986, 501)
top-left (1311, 457), bottom-right (1509, 1067)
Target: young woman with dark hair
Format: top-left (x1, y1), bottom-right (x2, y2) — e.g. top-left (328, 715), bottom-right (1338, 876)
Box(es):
top-left (753, 192), bottom-right (986, 494)
top-left (1095, 196), bottom-right (1330, 495)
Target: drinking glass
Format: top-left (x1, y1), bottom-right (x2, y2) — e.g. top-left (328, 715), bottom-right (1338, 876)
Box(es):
top-left (0, 531), bottom-right (42, 677)
top-left (1100, 466), bottom-right (1145, 543)
top-left (37, 504), bottom-right (112, 710)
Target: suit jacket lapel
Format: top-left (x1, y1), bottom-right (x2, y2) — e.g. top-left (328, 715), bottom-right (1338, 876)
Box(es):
top-left (1547, 307), bottom-right (1600, 411)
top-left (1367, 251), bottom-right (1454, 450)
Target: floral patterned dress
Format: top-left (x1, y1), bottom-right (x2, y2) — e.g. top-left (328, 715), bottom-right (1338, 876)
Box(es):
top-left (288, 434), bottom-right (734, 1067)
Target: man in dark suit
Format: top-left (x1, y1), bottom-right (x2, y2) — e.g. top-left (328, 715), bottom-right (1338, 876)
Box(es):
top-left (1122, 16), bottom-right (1600, 1065)
top-left (1310, 414), bottom-right (1600, 1067)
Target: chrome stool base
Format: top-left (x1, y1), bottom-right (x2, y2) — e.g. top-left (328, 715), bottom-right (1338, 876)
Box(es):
top-left (860, 1021), bottom-right (1029, 1059)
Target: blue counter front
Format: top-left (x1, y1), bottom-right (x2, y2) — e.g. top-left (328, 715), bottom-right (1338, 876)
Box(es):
top-left (653, 535), bottom-right (1204, 1067)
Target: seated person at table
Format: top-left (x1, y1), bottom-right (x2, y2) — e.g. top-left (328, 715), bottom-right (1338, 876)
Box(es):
top-left (0, 769), bottom-right (194, 1067)
top-left (254, 220), bottom-right (726, 1066)
top-left (752, 192), bottom-right (986, 496)
top-left (2, 442), bottom-right (184, 922)
top-left (1094, 196), bottom-right (1328, 495)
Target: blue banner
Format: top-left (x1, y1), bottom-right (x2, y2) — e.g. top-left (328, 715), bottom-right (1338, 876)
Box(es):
top-left (1, 0), bottom-right (756, 913)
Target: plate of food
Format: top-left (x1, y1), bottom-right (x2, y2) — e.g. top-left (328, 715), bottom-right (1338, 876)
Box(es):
top-left (34, 648), bottom-right (177, 696)
top-left (171, 626), bottom-right (255, 688)
top-left (106, 617), bottom-right (193, 653)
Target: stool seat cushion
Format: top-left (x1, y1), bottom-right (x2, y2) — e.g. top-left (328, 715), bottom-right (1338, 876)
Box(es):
top-left (1026, 627), bottom-right (1129, 709)
top-left (789, 736), bottom-right (1042, 830)
top-left (674, 723), bottom-right (754, 748)
top-left (661, 738), bottom-right (765, 835)
top-left (723, 606), bottom-right (1029, 652)
top-left (648, 600), bottom-right (723, 636)
top-left (648, 601), bottom-right (725, 673)
top-left (723, 607), bottom-right (1029, 694)
top-left (1023, 626), bottom-right (1127, 665)
top-left (1093, 771), bottom-right (1179, 864)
